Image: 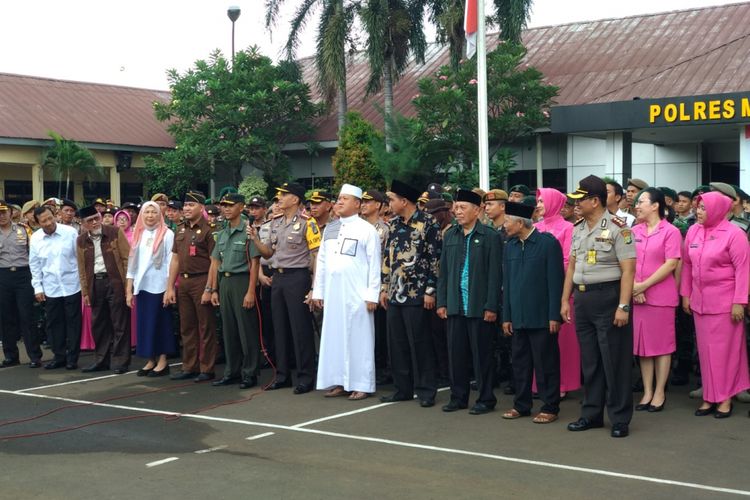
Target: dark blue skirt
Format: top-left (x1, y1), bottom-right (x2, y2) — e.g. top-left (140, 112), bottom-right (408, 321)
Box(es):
top-left (135, 291), bottom-right (176, 358)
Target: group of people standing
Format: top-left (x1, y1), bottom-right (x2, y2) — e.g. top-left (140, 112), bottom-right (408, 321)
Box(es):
top-left (1, 171), bottom-right (749, 439)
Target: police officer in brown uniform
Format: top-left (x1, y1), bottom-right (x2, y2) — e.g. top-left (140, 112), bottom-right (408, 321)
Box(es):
top-left (165, 191), bottom-right (218, 382)
top-left (258, 182), bottom-right (321, 393)
top-left (0, 200), bottom-right (42, 368)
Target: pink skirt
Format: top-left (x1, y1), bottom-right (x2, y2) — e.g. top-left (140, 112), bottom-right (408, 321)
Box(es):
top-left (632, 304), bottom-right (676, 357)
top-left (80, 302), bottom-right (94, 350)
top-left (693, 312), bottom-right (750, 403)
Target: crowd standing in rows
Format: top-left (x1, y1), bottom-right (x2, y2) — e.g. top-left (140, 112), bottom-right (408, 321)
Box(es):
top-left (1, 172), bottom-right (750, 439)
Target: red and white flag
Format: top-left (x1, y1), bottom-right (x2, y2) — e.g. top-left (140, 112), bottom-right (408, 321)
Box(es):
top-left (464, 0), bottom-right (478, 59)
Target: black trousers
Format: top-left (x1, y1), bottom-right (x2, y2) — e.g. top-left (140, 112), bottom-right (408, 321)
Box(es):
top-left (511, 328), bottom-right (560, 414)
top-left (429, 310), bottom-right (450, 381)
top-left (91, 277), bottom-right (131, 370)
top-left (45, 292), bottom-right (82, 365)
top-left (447, 316), bottom-right (496, 407)
top-left (271, 269), bottom-right (316, 386)
top-left (0, 267), bottom-right (41, 362)
top-left (387, 304), bottom-right (437, 401)
top-left (574, 284), bottom-right (633, 425)
top-left (259, 265), bottom-right (276, 365)
top-left (374, 307), bottom-right (389, 372)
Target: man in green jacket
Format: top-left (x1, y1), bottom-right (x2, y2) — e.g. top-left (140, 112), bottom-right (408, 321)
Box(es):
top-left (501, 201), bottom-right (564, 424)
top-left (437, 189), bottom-right (502, 415)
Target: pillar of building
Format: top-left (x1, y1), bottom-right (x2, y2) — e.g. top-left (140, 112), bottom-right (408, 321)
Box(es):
top-left (739, 126), bottom-right (750, 193)
top-left (73, 181), bottom-right (84, 206)
top-left (604, 131), bottom-right (632, 184)
top-left (31, 164), bottom-right (44, 201)
top-left (109, 167), bottom-right (121, 206)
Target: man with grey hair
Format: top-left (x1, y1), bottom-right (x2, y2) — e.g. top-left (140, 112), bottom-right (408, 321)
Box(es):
top-left (501, 200), bottom-right (565, 423)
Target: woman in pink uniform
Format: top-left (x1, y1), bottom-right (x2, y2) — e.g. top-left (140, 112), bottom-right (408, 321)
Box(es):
top-left (535, 187), bottom-right (580, 396)
top-left (631, 188), bottom-right (680, 412)
top-left (681, 191), bottom-right (750, 418)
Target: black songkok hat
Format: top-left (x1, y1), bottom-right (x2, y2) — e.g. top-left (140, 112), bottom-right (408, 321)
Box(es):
top-left (505, 201), bottom-right (535, 219)
top-left (454, 188), bottom-right (482, 206)
top-left (78, 205), bottom-right (99, 219)
top-left (389, 179), bottom-right (421, 204)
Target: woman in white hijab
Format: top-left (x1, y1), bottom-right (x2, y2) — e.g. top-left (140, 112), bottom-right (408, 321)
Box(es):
top-left (126, 201), bottom-right (176, 376)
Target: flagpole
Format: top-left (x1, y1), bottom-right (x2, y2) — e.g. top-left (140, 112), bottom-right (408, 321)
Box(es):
top-left (476, 0), bottom-right (490, 191)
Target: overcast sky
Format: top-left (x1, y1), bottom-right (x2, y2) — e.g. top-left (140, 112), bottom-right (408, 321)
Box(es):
top-left (0, 0), bottom-right (736, 89)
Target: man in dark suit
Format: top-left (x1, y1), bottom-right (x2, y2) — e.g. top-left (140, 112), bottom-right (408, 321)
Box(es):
top-left (437, 189), bottom-right (503, 415)
top-left (76, 205), bottom-right (131, 374)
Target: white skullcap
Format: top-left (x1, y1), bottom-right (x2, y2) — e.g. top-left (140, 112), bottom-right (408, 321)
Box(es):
top-left (339, 183), bottom-right (363, 199)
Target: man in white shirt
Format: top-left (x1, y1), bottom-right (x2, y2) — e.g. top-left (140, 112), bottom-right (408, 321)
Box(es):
top-left (605, 181), bottom-right (636, 227)
top-left (29, 205), bottom-right (82, 370)
top-left (311, 184), bottom-right (382, 400)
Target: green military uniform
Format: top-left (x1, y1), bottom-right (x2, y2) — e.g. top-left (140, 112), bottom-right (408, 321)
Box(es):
top-left (212, 210), bottom-right (261, 386)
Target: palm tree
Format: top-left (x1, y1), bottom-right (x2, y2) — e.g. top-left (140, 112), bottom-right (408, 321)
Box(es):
top-left (41, 131), bottom-right (102, 199)
top-left (265, 0), bottom-right (356, 137)
top-left (428, 0), bottom-right (533, 68)
top-left (359, 0), bottom-right (428, 152)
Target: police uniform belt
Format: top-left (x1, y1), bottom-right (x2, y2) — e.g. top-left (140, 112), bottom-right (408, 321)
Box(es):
top-left (94, 272), bottom-right (108, 280)
top-left (182, 272), bottom-right (208, 279)
top-left (574, 280), bottom-right (620, 292)
top-left (274, 267), bottom-right (308, 274)
top-left (0, 266), bottom-right (28, 272)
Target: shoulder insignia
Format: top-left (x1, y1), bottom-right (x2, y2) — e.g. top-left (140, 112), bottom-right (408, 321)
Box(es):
top-left (271, 213), bottom-right (284, 219)
top-left (573, 218), bottom-right (585, 226)
top-left (611, 216), bottom-right (627, 228)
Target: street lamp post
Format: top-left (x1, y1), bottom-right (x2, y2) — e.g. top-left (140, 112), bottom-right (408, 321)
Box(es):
top-left (227, 6), bottom-right (241, 66)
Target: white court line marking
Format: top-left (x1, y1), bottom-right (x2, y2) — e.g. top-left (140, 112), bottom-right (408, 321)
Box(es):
top-left (246, 432), bottom-right (275, 441)
top-left (2, 389), bottom-right (748, 497)
top-left (15, 363), bottom-right (184, 393)
top-left (146, 457), bottom-right (179, 467)
top-left (194, 445), bottom-right (228, 454)
top-left (292, 403), bottom-right (394, 428)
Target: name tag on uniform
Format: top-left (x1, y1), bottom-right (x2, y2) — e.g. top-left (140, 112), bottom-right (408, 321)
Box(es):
top-left (189, 246), bottom-right (197, 256)
top-left (587, 249), bottom-right (597, 264)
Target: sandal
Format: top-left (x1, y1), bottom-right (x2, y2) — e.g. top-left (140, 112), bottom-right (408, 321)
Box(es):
top-left (532, 412), bottom-right (559, 424)
top-left (324, 386), bottom-right (350, 398)
top-left (348, 391), bottom-right (369, 401)
top-left (501, 408), bottom-right (529, 420)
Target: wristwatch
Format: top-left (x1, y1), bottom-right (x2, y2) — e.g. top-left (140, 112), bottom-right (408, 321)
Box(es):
top-left (618, 304), bottom-right (631, 312)
top-left (204, 287), bottom-right (214, 293)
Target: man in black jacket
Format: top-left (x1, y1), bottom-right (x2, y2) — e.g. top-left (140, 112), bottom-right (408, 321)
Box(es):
top-left (437, 189), bottom-right (502, 415)
top-left (501, 201), bottom-right (564, 424)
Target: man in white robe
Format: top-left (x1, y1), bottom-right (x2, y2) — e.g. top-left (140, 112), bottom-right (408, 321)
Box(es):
top-left (312, 184), bottom-right (382, 400)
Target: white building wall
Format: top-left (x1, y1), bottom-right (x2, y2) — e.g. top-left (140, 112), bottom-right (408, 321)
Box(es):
top-left (631, 142), bottom-right (702, 192)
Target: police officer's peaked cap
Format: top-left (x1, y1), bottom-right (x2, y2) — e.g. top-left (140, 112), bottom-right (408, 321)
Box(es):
top-left (276, 182), bottom-right (306, 201)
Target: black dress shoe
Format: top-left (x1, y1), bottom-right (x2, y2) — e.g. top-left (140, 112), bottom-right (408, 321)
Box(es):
top-left (29, 360), bottom-right (42, 369)
top-left (240, 377), bottom-right (258, 389)
top-left (82, 363), bottom-right (109, 373)
top-left (65, 363), bottom-right (78, 370)
top-left (714, 404), bottom-right (733, 419)
top-left (379, 393), bottom-right (412, 403)
top-left (611, 423), bottom-right (629, 438)
top-left (212, 376), bottom-right (240, 386)
top-left (648, 399), bottom-right (665, 413)
top-left (469, 403), bottom-right (494, 415)
top-left (293, 384), bottom-right (313, 394)
top-left (137, 367), bottom-right (154, 377)
top-left (419, 399), bottom-right (435, 408)
top-left (1, 358), bottom-right (20, 367)
top-left (44, 360), bottom-right (66, 370)
top-left (567, 418), bottom-right (604, 432)
top-left (635, 401), bottom-right (652, 411)
top-left (147, 366), bottom-right (170, 377)
top-left (170, 371), bottom-right (199, 380)
top-left (194, 373), bottom-right (215, 382)
top-left (266, 380), bottom-right (292, 390)
top-left (694, 404), bottom-right (716, 416)
top-left (442, 401), bottom-right (468, 412)
top-left (113, 367), bottom-right (129, 375)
